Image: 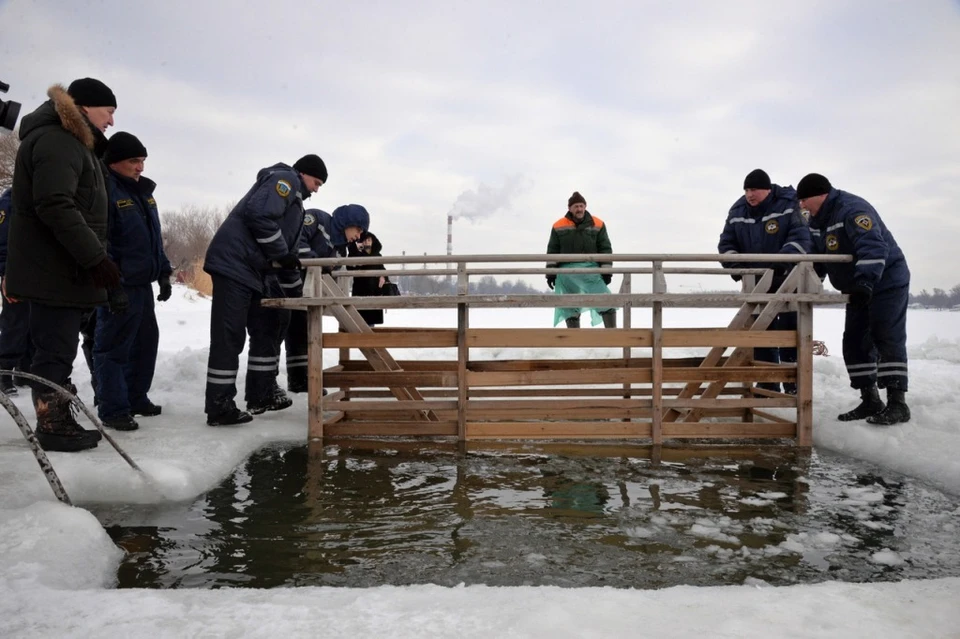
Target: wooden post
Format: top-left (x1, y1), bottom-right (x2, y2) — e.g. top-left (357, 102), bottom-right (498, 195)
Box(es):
top-left (307, 305), bottom-right (324, 440)
top-left (651, 261), bottom-right (664, 444)
top-left (621, 273), bottom-right (632, 417)
top-left (457, 262), bottom-right (469, 441)
top-left (796, 264), bottom-right (816, 447)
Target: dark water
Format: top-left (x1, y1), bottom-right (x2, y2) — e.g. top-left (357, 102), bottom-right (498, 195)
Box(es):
top-left (92, 442), bottom-right (960, 590)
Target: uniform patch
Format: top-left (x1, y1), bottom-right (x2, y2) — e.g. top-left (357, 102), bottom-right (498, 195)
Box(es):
top-left (801, 209), bottom-right (810, 222)
top-left (0, 210), bottom-right (6, 225)
top-left (116, 199), bottom-right (135, 209)
top-left (764, 220), bottom-right (779, 234)
top-left (304, 213), bottom-right (316, 226)
top-left (826, 234), bottom-right (839, 251)
top-left (854, 214), bottom-right (873, 231)
top-left (276, 180), bottom-right (292, 198)
top-left (147, 197), bottom-right (157, 207)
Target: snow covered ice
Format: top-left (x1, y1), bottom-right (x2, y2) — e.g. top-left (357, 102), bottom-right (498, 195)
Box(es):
top-left (1, 284), bottom-right (960, 638)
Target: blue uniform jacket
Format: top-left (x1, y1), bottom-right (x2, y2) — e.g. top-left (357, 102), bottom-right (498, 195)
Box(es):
top-left (105, 172), bottom-right (172, 286)
top-left (0, 189), bottom-right (10, 277)
top-left (809, 189), bottom-right (909, 294)
top-left (718, 184), bottom-right (812, 272)
top-left (203, 163), bottom-right (306, 294)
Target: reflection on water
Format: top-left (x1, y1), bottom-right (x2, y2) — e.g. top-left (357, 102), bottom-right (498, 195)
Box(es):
top-left (93, 442), bottom-right (960, 589)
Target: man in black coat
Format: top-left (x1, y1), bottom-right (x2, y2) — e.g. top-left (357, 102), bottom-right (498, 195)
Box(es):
top-left (347, 231), bottom-right (389, 327)
top-left (7, 78), bottom-right (123, 452)
top-left (0, 188), bottom-right (34, 395)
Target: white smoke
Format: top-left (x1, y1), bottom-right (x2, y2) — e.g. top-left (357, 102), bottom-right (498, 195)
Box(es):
top-left (448, 174), bottom-right (529, 221)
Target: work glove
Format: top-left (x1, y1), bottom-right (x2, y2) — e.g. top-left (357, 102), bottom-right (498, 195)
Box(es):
top-left (88, 257), bottom-right (122, 290)
top-left (601, 273), bottom-right (612, 285)
top-left (730, 274), bottom-right (742, 282)
top-left (546, 275), bottom-right (556, 290)
top-left (157, 275), bottom-right (172, 302)
top-left (275, 254), bottom-right (302, 270)
top-left (848, 281), bottom-right (873, 308)
top-left (107, 287), bottom-right (130, 315)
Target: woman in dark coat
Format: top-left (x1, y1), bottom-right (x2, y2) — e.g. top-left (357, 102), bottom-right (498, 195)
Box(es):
top-left (346, 231), bottom-right (390, 326)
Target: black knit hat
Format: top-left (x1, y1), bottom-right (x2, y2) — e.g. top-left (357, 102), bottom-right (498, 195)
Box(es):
top-left (796, 173), bottom-right (833, 199)
top-left (67, 78), bottom-right (117, 108)
top-left (568, 191), bottom-right (586, 207)
top-left (103, 132), bottom-right (147, 165)
top-left (743, 169), bottom-right (771, 190)
top-left (293, 154), bottom-right (328, 182)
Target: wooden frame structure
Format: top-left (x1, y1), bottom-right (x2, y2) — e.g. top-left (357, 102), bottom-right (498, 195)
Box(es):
top-left (262, 253), bottom-right (849, 447)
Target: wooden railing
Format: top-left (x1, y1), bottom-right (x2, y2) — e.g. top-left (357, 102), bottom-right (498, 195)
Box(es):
top-left (262, 253), bottom-right (850, 447)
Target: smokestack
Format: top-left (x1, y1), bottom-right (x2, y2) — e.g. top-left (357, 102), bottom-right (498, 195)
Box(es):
top-left (446, 214), bottom-right (453, 286)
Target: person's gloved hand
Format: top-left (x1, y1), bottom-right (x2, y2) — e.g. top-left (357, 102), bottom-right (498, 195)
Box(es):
top-left (276, 254), bottom-right (302, 270)
top-left (546, 275), bottom-right (556, 290)
top-left (157, 275), bottom-right (172, 302)
top-left (88, 257), bottom-right (121, 289)
top-left (107, 287), bottom-right (130, 315)
top-left (601, 273), bottom-right (612, 285)
top-left (848, 281), bottom-right (873, 308)
top-left (730, 274), bottom-right (743, 282)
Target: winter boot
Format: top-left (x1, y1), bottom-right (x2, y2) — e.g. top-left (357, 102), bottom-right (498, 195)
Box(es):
top-left (62, 380), bottom-right (101, 442)
top-left (837, 385), bottom-right (885, 422)
top-left (32, 388), bottom-right (99, 452)
top-left (1, 375), bottom-right (18, 396)
top-left (600, 310), bottom-right (617, 329)
top-left (757, 382), bottom-right (782, 393)
top-left (103, 414), bottom-right (140, 431)
top-left (867, 389), bottom-right (911, 425)
top-left (782, 383), bottom-right (797, 396)
top-left (287, 369), bottom-right (308, 394)
top-left (247, 385), bottom-right (294, 415)
top-left (207, 400), bottom-right (254, 427)
top-left (131, 400), bottom-right (162, 417)
top-left (564, 316), bottom-right (581, 329)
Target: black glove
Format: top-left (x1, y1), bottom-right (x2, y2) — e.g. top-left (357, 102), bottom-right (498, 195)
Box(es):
top-left (546, 275), bottom-right (556, 290)
top-left (773, 263), bottom-right (790, 276)
top-left (601, 273), bottom-right (612, 285)
top-left (848, 282), bottom-right (873, 308)
top-left (107, 287), bottom-right (129, 315)
top-left (88, 257), bottom-right (122, 290)
top-left (276, 254), bottom-right (302, 270)
top-left (157, 275), bottom-right (172, 302)
top-left (730, 274), bottom-right (742, 282)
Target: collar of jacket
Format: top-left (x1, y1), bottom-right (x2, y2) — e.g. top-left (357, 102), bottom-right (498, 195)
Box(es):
top-left (565, 210), bottom-right (593, 226)
top-left (47, 84), bottom-right (97, 150)
top-left (110, 170), bottom-right (157, 196)
top-left (809, 189), bottom-right (839, 230)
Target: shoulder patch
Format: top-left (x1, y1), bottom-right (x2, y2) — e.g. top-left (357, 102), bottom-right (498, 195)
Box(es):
top-left (591, 216), bottom-right (605, 229)
top-left (116, 199), bottom-right (135, 209)
top-left (0, 210), bottom-right (6, 225)
top-left (146, 197), bottom-right (157, 207)
top-left (276, 180), bottom-right (292, 198)
top-left (765, 220), bottom-right (780, 234)
top-left (304, 213), bottom-right (316, 226)
top-left (825, 234), bottom-right (839, 251)
top-left (853, 214), bottom-right (873, 231)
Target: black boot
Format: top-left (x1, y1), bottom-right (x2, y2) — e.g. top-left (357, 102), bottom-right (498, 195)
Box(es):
top-left (600, 310), bottom-right (617, 329)
top-left (287, 369), bottom-right (308, 393)
top-left (247, 384), bottom-right (293, 415)
top-left (62, 380), bottom-right (101, 442)
top-left (838, 385), bottom-right (885, 421)
top-left (103, 414), bottom-right (140, 431)
top-left (564, 316), bottom-right (581, 329)
top-left (757, 382), bottom-right (782, 393)
top-left (131, 400), bottom-right (162, 417)
top-left (867, 389), bottom-right (911, 425)
top-left (207, 399), bottom-right (254, 427)
top-left (1, 375), bottom-right (18, 396)
top-left (32, 388), bottom-right (99, 452)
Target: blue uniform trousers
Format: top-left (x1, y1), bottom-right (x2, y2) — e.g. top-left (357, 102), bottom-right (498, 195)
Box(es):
top-left (842, 285), bottom-right (909, 391)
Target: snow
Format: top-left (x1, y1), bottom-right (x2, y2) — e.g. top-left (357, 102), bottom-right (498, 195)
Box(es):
top-left (1, 284), bottom-right (960, 637)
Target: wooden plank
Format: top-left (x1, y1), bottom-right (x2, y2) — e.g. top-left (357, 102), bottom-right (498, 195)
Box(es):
top-left (467, 328), bottom-right (653, 348)
top-left (467, 369), bottom-right (654, 386)
top-left (326, 400), bottom-right (459, 412)
top-left (621, 273), bottom-right (633, 420)
top-left (344, 387), bottom-right (747, 398)
top-left (323, 330), bottom-right (458, 348)
top-left (662, 367), bottom-right (796, 383)
top-left (336, 357), bottom-right (707, 372)
top-left (467, 422), bottom-right (654, 439)
top-left (662, 329), bottom-right (797, 347)
top-left (752, 409), bottom-right (793, 424)
top-left (467, 407), bottom-right (654, 420)
top-left (307, 306), bottom-right (324, 439)
top-left (797, 263), bottom-right (816, 447)
top-left (662, 398), bottom-right (796, 409)
top-left (466, 399), bottom-right (652, 410)
top-left (652, 260), bottom-right (664, 445)
top-left (458, 299), bottom-right (468, 441)
top-left (325, 371), bottom-right (459, 387)
top-left (324, 422), bottom-right (459, 437)
top-left (662, 423), bottom-right (797, 438)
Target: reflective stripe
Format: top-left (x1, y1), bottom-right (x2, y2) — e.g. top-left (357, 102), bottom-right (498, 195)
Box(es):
top-left (723, 250), bottom-right (739, 255)
top-left (280, 279), bottom-right (303, 289)
top-left (761, 211), bottom-right (792, 222)
top-left (256, 229), bottom-right (282, 244)
top-left (298, 247), bottom-right (311, 254)
top-left (856, 259), bottom-right (885, 266)
top-left (727, 217), bottom-right (755, 224)
top-left (286, 362), bottom-right (309, 369)
top-left (849, 370), bottom-right (877, 378)
top-left (207, 368), bottom-right (238, 376)
top-left (810, 229), bottom-right (821, 236)
top-left (207, 377), bottom-right (236, 384)
top-left (877, 371), bottom-right (908, 378)
top-left (247, 364), bottom-right (279, 372)
top-left (827, 222), bottom-right (844, 232)
top-left (784, 242), bottom-right (807, 254)
top-left (248, 356), bottom-right (278, 363)
top-left (846, 363), bottom-right (877, 370)
top-left (878, 362), bottom-right (908, 370)
top-left (287, 355), bottom-right (309, 363)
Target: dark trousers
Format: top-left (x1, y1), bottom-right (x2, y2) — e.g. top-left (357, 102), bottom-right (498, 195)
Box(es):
top-left (843, 285), bottom-right (909, 391)
top-left (27, 302), bottom-right (84, 390)
top-left (93, 285), bottom-right (158, 419)
top-left (205, 275), bottom-right (283, 414)
top-left (0, 293), bottom-right (34, 373)
top-left (754, 311), bottom-right (798, 366)
top-left (284, 310), bottom-right (309, 378)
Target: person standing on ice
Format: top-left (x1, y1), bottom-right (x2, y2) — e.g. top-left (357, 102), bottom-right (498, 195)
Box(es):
top-left (283, 204), bottom-right (369, 393)
top-left (92, 132), bottom-right (173, 431)
top-left (0, 188), bottom-right (35, 395)
top-left (718, 169), bottom-right (812, 394)
top-left (202, 154), bottom-right (327, 426)
top-left (545, 191), bottom-right (616, 328)
top-left (797, 173), bottom-right (911, 425)
top-left (6, 78), bottom-right (122, 452)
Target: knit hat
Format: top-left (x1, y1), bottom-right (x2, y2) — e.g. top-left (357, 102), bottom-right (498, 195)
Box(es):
top-left (743, 169), bottom-right (771, 190)
top-left (293, 154), bottom-right (328, 182)
top-left (796, 173), bottom-right (833, 199)
top-left (103, 132), bottom-right (147, 165)
top-left (67, 78), bottom-right (117, 108)
top-left (568, 191), bottom-right (586, 207)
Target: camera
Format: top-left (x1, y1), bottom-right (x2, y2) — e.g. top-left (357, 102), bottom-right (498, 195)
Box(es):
top-left (1, 81), bottom-right (22, 132)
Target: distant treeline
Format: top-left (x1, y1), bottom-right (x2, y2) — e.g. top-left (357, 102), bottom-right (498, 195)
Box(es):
top-left (910, 286), bottom-right (960, 309)
top-left (395, 274), bottom-right (541, 296)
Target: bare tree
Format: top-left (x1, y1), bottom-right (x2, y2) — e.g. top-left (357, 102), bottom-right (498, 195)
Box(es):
top-left (160, 204), bottom-right (230, 276)
top-left (0, 131), bottom-right (19, 191)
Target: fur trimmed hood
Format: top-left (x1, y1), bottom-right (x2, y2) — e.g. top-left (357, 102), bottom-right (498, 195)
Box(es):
top-left (18, 84), bottom-right (96, 150)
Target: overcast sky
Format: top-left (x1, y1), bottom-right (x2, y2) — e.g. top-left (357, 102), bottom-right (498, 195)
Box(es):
top-left (2, 0), bottom-right (958, 292)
